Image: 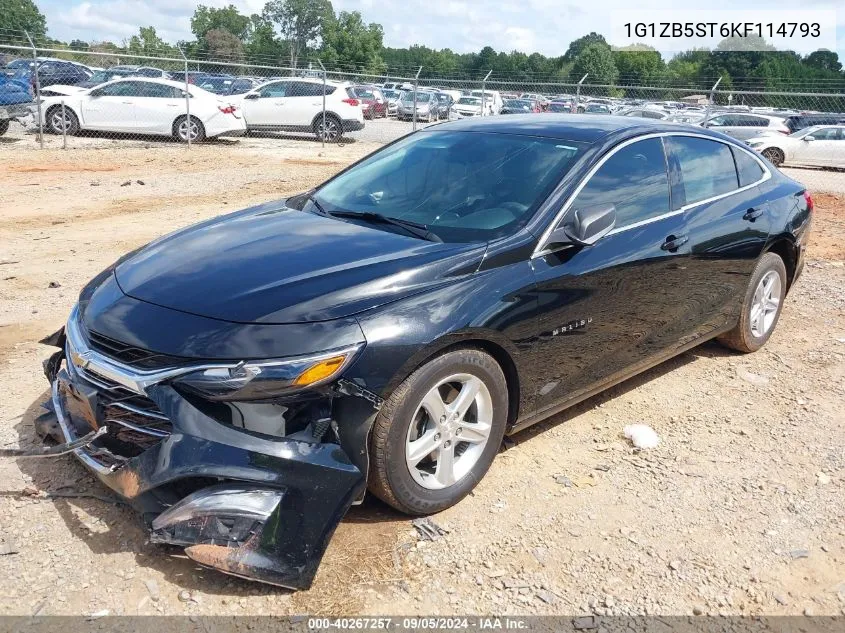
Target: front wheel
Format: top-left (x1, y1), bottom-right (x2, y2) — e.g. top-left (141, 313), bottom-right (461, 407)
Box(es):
top-left (762, 147), bottom-right (784, 167)
top-left (368, 348), bottom-right (508, 515)
top-left (47, 107), bottom-right (79, 135)
top-left (718, 252), bottom-right (787, 353)
top-left (0, 119), bottom-right (9, 136)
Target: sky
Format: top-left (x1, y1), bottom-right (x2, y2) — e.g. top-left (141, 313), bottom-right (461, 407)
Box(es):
top-left (36, 0), bottom-right (845, 62)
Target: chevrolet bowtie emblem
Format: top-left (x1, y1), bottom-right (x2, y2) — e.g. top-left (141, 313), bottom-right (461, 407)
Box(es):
top-left (70, 348), bottom-right (93, 370)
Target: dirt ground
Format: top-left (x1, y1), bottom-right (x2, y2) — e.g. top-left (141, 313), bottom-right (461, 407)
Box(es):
top-left (0, 140), bottom-right (843, 618)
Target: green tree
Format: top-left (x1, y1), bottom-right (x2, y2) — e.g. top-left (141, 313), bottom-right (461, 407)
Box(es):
top-left (0, 0), bottom-right (47, 42)
top-left (245, 13), bottom-right (287, 65)
top-left (614, 45), bottom-right (665, 86)
top-left (571, 42), bottom-right (618, 89)
top-left (191, 4), bottom-right (250, 40)
top-left (206, 28), bottom-right (245, 64)
top-left (804, 50), bottom-right (841, 73)
top-left (127, 26), bottom-right (174, 57)
top-left (320, 10), bottom-right (384, 73)
top-left (564, 32), bottom-right (608, 62)
top-left (262, 0), bottom-right (333, 68)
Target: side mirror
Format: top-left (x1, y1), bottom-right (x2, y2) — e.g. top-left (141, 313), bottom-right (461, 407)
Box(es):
top-left (244, 93), bottom-right (259, 100)
top-left (546, 204), bottom-right (617, 249)
top-left (803, 135), bottom-right (815, 142)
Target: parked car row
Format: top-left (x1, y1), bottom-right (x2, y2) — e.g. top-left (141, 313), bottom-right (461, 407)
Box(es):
top-left (30, 76), bottom-right (365, 142)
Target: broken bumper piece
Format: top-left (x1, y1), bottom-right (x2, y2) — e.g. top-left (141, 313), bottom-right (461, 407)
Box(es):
top-left (47, 344), bottom-right (367, 589)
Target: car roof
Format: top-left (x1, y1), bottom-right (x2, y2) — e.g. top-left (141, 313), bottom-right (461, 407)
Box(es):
top-left (431, 114), bottom-right (713, 143)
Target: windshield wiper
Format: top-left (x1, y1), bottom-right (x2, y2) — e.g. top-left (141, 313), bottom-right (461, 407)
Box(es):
top-left (306, 193), bottom-right (330, 217)
top-left (329, 210), bottom-right (443, 243)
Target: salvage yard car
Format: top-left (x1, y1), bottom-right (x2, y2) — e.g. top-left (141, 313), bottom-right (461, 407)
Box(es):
top-left (36, 115), bottom-right (811, 590)
top-left (238, 77), bottom-right (365, 141)
top-left (746, 125), bottom-right (845, 168)
top-left (38, 78), bottom-right (246, 142)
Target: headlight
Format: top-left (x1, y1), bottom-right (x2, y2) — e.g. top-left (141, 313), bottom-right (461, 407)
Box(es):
top-left (172, 344), bottom-right (362, 401)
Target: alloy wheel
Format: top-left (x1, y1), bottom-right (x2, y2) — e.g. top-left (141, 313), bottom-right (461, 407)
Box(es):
top-left (178, 118), bottom-right (200, 142)
top-left (405, 373), bottom-right (493, 490)
top-left (749, 270), bottom-right (781, 337)
top-left (317, 118), bottom-right (340, 142)
top-left (50, 111), bottom-right (73, 133)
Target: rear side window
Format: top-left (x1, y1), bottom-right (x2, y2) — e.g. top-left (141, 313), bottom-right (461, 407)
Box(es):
top-left (289, 82), bottom-right (325, 97)
top-left (732, 147), bottom-right (766, 187)
top-left (137, 82), bottom-right (179, 98)
top-left (570, 137), bottom-right (670, 229)
top-left (667, 136), bottom-right (738, 205)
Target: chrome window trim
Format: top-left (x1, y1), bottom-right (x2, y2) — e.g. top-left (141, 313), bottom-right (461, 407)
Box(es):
top-left (65, 305), bottom-right (363, 395)
top-left (532, 131), bottom-right (772, 258)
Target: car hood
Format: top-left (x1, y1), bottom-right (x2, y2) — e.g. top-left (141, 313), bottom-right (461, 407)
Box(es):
top-left (115, 199), bottom-right (486, 324)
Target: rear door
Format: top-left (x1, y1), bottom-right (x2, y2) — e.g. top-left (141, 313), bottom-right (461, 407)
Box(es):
top-left (287, 81), bottom-right (324, 126)
top-left (666, 134), bottom-right (772, 334)
top-left (133, 82), bottom-right (183, 134)
top-left (241, 80), bottom-right (289, 128)
top-left (531, 136), bottom-right (695, 412)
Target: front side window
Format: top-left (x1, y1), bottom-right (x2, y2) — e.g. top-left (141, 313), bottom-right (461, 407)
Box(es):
top-left (567, 137), bottom-right (670, 229)
top-left (93, 81), bottom-right (144, 97)
top-left (807, 127), bottom-right (842, 140)
top-left (666, 136), bottom-right (739, 205)
top-left (314, 131), bottom-right (585, 243)
top-left (259, 82), bottom-right (288, 98)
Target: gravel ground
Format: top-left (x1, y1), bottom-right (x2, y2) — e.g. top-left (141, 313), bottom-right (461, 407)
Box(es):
top-left (0, 137), bottom-right (843, 617)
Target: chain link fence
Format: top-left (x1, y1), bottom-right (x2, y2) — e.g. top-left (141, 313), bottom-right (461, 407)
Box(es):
top-left (1, 30), bottom-right (843, 192)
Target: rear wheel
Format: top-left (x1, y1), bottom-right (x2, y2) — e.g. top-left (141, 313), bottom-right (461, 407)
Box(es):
top-left (0, 119), bottom-right (9, 136)
top-left (173, 116), bottom-right (205, 143)
top-left (368, 348), bottom-right (508, 515)
top-left (762, 147), bottom-right (784, 166)
top-left (314, 114), bottom-right (342, 142)
top-left (718, 252), bottom-right (787, 353)
top-left (47, 106), bottom-right (79, 135)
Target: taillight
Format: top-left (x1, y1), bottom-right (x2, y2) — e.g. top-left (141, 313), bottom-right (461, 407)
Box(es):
top-left (218, 105), bottom-right (236, 114)
top-left (342, 98), bottom-right (360, 107)
top-left (804, 190), bottom-right (814, 213)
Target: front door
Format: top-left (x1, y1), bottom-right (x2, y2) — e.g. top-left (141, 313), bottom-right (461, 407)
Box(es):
top-left (81, 80), bottom-right (142, 132)
top-left (792, 127), bottom-right (843, 167)
top-left (531, 136), bottom-right (694, 413)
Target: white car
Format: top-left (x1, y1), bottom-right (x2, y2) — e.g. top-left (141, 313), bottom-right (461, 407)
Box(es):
top-left (237, 78), bottom-right (364, 142)
top-left (451, 96), bottom-right (484, 118)
top-left (38, 78), bottom-right (245, 142)
top-left (747, 125), bottom-right (845, 168)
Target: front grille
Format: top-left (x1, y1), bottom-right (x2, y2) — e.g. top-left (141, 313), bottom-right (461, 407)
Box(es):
top-left (86, 330), bottom-right (189, 370)
top-left (70, 363), bottom-right (173, 460)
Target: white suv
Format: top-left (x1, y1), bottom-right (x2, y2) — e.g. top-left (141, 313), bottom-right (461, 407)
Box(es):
top-left (238, 78), bottom-right (365, 141)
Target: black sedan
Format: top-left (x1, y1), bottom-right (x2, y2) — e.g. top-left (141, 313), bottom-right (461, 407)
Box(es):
top-left (36, 116), bottom-right (811, 590)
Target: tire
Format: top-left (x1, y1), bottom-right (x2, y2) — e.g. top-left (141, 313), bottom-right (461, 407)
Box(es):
top-left (762, 147), bottom-right (784, 167)
top-left (0, 119), bottom-right (8, 136)
top-left (314, 114), bottom-right (342, 143)
top-left (368, 348), bottom-right (508, 515)
top-left (173, 115), bottom-right (205, 143)
top-left (46, 106), bottom-right (79, 136)
top-left (717, 252), bottom-right (788, 353)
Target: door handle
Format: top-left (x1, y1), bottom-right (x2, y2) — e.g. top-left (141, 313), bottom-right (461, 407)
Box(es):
top-left (743, 207), bottom-right (764, 221)
top-left (661, 234), bottom-right (689, 252)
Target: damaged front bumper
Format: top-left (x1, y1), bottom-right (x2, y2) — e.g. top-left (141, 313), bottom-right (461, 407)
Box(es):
top-left (40, 315), bottom-right (379, 590)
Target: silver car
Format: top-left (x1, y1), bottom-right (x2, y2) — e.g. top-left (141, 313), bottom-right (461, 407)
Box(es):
top-left (397, 92), bottom-right (436, 122)
top-left (702, 112), bottom-right (791, 141)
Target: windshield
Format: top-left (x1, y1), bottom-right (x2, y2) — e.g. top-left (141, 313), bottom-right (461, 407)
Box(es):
top-left (401, 92), bottom-right (430, 103)
top-left (313, 131), bottom-right (585, 243)
top-left (548, 103), bottom-right (569, 112)
top-left (458, 97), bottom-right (481, 106)
top-left (789, 126), bottom-right (821, 138)
top-left (197, 77), bottom-right (234, 93)
top-left (505, 100), bottom-right (532, 108)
